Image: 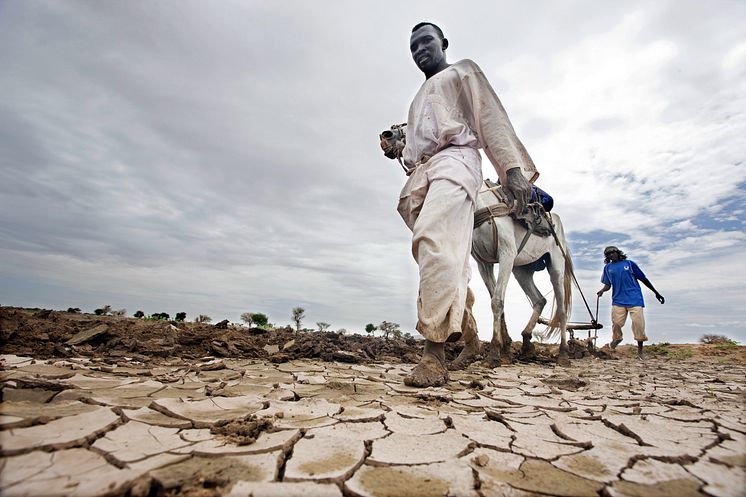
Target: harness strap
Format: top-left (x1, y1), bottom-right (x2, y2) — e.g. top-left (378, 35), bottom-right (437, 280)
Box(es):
top-left (515, 227), bottom-right (534, 255)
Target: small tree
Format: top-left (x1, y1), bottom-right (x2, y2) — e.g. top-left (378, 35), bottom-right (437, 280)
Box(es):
top-left (365, 323), bottom-right (377, 336)
top-left (253, 313), bottom-right (269, 327)
top-left (317, 321), bottom-right (331, 332)
top-left (134, 310), bottom-right (145, 318)
top-left (292, 307), bottom-right (305, 332)
top-left (378, 321), bottom-right (400, 340)
top-left (175, 312), bottom-right (187, 322)
top-left (67, 307), bottom-right (81, 313)
top-left (196, 314), bottom-right (212, 323)
top-left (111, 308), bottom-right (126, 317)
top-left (94, 308), bottom-right (106, 316)
top-left (241, 312), bottom-right (256, 327)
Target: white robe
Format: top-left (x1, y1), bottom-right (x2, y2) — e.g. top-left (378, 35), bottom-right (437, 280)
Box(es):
top-left (398, 59), bottom-right (539, 342)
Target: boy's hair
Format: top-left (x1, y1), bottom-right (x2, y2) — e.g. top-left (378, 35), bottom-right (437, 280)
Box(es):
top-left (603, 246), bottom-right (628, 264)
top-left (411, 22), bottom-right (444, 41)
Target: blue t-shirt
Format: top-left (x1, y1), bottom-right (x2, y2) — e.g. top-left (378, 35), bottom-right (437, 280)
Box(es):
top-left (601, 260), bottom-right (647, 307)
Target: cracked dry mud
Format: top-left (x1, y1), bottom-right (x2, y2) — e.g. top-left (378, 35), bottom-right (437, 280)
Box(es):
top-left (1, 352), bottom-right (745, 497)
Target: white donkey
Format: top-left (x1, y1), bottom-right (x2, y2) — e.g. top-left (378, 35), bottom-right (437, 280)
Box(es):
top-left (471, 182), bottom-right (574, 366)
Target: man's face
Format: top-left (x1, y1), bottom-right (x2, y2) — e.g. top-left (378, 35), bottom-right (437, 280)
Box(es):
top-left (410, 25), bottom-right (445, 74)
top-left (605, 249), bottom-right (620, 262)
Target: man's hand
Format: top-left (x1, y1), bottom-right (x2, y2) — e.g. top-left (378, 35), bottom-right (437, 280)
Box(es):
top-left (505, 167), bottom-right (532, 215)
top-left (656, 293), bottom-right (665, 304)
top-left (597, 289), bottom-right (605, 297)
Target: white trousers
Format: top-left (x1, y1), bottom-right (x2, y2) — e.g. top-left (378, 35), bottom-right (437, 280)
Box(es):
top-left (404, 179), bottom-right (474, 343)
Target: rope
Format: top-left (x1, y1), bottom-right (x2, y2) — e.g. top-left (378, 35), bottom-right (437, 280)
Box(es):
top-left (541, 209), bottom-right (596, 323)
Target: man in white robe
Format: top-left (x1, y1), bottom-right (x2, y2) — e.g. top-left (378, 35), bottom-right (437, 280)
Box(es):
top-left (400, 22), bottom-right (539, 387)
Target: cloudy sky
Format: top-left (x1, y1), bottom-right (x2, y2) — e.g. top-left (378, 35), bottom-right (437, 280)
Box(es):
top-left (1, 1), bottom-right (745, 344)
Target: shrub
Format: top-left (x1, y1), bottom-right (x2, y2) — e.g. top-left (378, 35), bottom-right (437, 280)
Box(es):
top-left (365, 323), bottom-right (377, 335)
top-left (175, 312), bottom-right (187, 322)
top-left (252, 313), bottom-right (269, 327)
top-left (195, 314), bottom-right (212, 323)
top-left (715, 341), bottom-right (739, 350)
top-left (700, 334), bottom-right (737, 345)
top-left (134, 310), bottom-right (145, 318)
top-left (645, 343), bottom-right (671, 356)
top-left (317, 322), bottom-right (331, 332)
top-left (67, 307), bottom-right (81, 313)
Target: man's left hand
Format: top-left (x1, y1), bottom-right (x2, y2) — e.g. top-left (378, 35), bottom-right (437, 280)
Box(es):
top-left (656, 294), bottom-right (665, 304)
top-left (505, 167), bottom-right (532, 215)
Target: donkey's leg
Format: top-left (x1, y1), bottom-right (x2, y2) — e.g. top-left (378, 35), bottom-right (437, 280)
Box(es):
top-left (547, 256), bottom-right (570, 367)
top-left (476, 260), bottom-right (503, 367)
top-left (512, 265), bottom-right (546, 356)
top-left (487, 255), bottom-right (515, 366)
top-left (450, 286), bottom-right (481, 370)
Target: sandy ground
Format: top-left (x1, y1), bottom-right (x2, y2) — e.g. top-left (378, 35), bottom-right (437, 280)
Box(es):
top-left (1, 307), bottom-right (745, 496)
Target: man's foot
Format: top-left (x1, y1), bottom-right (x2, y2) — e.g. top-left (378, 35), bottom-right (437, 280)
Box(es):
top-left (610, 339), bottom-right (622, 350)
top-left (404, 353), bottom-right (449, 387)
top-left (638, 351), bottom-right (646, 361)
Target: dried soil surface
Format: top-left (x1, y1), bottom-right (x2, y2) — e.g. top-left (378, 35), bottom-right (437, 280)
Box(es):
top-left (1, 307), bottom-right (745, 497)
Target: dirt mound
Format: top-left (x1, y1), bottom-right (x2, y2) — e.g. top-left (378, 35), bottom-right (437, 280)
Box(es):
top-left (8, 307), bottom-right (735, 366)
top-left (0, 307), bottom-right (464, 364)
top-left (210, 415), bottom-right (274, 445)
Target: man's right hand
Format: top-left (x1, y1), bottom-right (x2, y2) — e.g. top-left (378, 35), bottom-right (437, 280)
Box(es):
top-left (505, 167), bottom-right (532, 215)
top-left (597, 289), bottom-right (605, 297)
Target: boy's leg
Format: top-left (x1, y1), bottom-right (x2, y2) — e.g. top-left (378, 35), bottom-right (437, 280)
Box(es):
top-left (610, 305), bottom-right (627, 349)
top-left (628, 307), bottom-right (647, 359)
top-left (629, 307), bottom-right (647, 342)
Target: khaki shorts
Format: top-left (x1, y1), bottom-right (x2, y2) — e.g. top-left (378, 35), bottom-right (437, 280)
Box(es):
top-left (611, 305), bottom-right (647, 342)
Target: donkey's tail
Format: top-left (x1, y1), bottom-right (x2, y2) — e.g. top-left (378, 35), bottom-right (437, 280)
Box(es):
top-left (542, 214), bottom-right (573, 340)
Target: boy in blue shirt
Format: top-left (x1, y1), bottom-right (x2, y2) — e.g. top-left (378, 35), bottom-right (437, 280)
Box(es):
top-left (597, 246), bottom-right (665, 359)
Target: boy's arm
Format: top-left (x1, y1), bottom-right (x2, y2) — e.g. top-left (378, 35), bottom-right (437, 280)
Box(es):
top-left (640, 278), bottom-right (665, 304)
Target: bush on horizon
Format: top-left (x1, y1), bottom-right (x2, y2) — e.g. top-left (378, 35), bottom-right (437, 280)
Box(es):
top-left (700, 334), bottom-right (738, 346)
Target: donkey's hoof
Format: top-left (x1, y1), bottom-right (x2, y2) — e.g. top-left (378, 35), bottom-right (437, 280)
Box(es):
top-left (519, 343), bottom-right (536, 358)
top-left (557, 355), bottom-right (571, 367)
